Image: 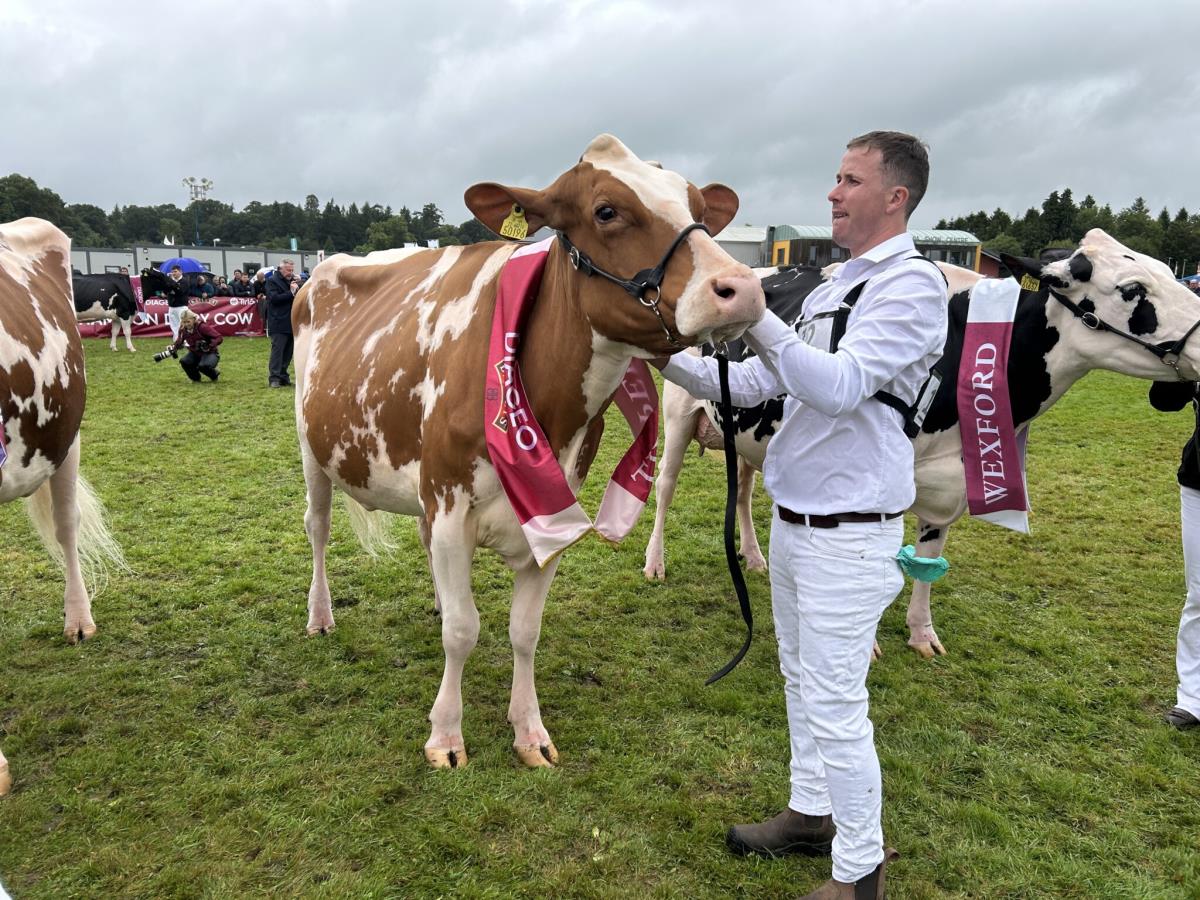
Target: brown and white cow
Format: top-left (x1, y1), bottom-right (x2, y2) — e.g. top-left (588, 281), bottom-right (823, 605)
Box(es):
top-left (294, 135), bottom-right (764, 768)
top-left (0, 217), bottom-right (126, 796)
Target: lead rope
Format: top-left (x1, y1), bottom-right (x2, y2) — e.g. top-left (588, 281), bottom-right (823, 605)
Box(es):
top-left (706, 352), bottom-right (754, 685)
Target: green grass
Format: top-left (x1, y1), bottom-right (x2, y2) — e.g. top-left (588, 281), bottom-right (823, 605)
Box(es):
top-left (1, 337), bottom-right (1198, 898)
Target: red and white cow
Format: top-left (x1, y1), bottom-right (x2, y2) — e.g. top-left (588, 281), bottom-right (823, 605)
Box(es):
top-left (645, 230), bottom-right (1200, 657)
top-left (0, 217), bottom-right (125, 796)
top-left (294, 135), bottom-right (764, 768)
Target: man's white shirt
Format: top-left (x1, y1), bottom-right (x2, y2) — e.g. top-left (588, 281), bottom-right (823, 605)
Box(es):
top-left (661, 233), bottom-right (948, 515)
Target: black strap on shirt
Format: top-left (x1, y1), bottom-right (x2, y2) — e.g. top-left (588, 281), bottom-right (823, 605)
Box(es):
top-left (829, 255), bottom-right (947, 439)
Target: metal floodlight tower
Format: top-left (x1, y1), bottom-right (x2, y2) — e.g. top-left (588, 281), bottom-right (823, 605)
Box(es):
top-left (182, 176), bottom-right (214, 246)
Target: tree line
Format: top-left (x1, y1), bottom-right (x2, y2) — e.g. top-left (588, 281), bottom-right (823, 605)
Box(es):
top-left (0, 174), bottom-right (494, 255)
top-left (3, 173), bottom-right (1198, 276)
top-left (937, 189), bottom-right (1200, 276)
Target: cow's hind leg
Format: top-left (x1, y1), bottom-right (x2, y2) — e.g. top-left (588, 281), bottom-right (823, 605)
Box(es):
top-left (302, 445), bottom-right (336, 635)
top-left (48, 441), bottom-right (96, 643)
top-left (418, 517), bottom-right (441, 615)
top-left (906, 520), bottom-right (949, 658)
top-left (644, 384), bottom-right (701, 581)
top-left (425, 513), bottom-right (477, 769)
top-left (736, 457), bottom-right (766, 572)
top-left (508, 557), bottom-right (561, 767)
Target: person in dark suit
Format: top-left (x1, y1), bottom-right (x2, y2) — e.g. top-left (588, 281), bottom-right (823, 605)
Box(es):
top-left (265, 259), bottom-right (297, 387)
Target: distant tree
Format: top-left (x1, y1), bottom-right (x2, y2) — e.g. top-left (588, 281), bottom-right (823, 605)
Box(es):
top-left (0, 174), bottom-right (67, 223)
top-left (458, 217), bottom-right (494, 244)
top-left (158, 217), bottom-right (183, 244)
top-left (984, 232), bottom-right (1024, 257)
top-left (354, 215), bottom-right (414, 253)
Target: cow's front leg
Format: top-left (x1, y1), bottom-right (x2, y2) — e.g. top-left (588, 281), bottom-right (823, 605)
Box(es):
top-left (906, 520), bottom-right (949, 658)
top-left (49, 441), bottom-right (96, 643)
top-left (736, 457), bottom-right (766, 572)
top-left (425, 514), bottom-right (477, 769)
top-left (644, 397), bottom-right (700, 581)
top-left (0, 747), bottom-right (9, 796)
top-left (121, 317), bottom-right (136, 352)
top-left (508, 557), bottom-right (561, 767)
top-left (301, 446), bottom-right (335, 635)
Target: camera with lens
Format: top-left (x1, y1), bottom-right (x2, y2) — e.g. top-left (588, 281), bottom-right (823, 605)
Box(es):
top-left (153, 347), bottom-right (177, 363)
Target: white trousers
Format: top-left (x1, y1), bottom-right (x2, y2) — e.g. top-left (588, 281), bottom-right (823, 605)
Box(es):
top-left (1177, 487), bottom-right (1200, 717)
top-left (168, 305), bottom-right (187, 340)
top-left (769, 509), bottom-right (904, 884)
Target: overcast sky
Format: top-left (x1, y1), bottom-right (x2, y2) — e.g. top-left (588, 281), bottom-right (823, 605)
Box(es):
top-left (3, 0), bottom-right (1198, 233)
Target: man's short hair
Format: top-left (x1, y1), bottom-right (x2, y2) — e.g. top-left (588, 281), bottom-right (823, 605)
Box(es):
top-left (170, 265), bottom-right (182, 272)
top-left (846, 131), bottom-right (930, 219)
top-left (280, 258), bottom-right (295, 267)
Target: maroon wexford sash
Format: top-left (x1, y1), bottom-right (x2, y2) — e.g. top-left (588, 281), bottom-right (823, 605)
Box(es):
top-left (485, 238), bottom-right (659, 567)
top-left (957, 277), bottom-right (1030, 532)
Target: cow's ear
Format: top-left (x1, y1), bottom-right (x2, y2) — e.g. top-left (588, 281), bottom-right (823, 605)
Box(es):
top-left (464, 183), bottom-right (551, 240)
top-left (699, 184), bottom-right (739, 237)
top-left (1000, 253), bottom-right (1048, 289)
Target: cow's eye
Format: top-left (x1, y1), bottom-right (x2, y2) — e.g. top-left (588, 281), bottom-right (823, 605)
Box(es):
top-left (1118, 282), bottom-right (1146, 303)
top-left (594, 205), bottom-right (618, 224)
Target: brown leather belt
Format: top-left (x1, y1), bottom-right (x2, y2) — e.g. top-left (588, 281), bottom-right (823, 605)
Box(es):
top-left (777, 506), bottom-right (903, 529)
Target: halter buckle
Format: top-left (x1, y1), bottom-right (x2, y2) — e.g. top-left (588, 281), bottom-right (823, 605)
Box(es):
top-left (568, 246), bottom-right (582, 271)
top-left (638, 284), bottom-right (662, 307)
top-left (1081, 312), bottom-right (1101, 330)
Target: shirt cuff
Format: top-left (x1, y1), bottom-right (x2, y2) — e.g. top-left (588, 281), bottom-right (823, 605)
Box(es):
top-left (746, 310), bottom-right (794, 351)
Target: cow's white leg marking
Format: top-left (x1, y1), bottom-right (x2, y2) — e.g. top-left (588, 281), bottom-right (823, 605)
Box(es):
top-left (424, 507), bottom-right (477, 769)
top-left (120, 316), bottom-right (135, 352)
top-left (906, 519), bottom-right (949, 658)
top-left (644, 382), bottom-right (703, 581)
top-left (301, 441), bottom-right (336, 635)
top-left (736, 456), bottom-right (766, 572)
top-left (508, 556), bottom-right (560, 767)
top-left (417, 517), bottom-right (441, 615)
top-left (0, 746), bottom-right (9, 796)
top-left (51, 440), bottom-right (95, 644)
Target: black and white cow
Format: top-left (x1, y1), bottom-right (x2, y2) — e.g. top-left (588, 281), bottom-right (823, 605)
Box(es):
top-left (645, 229), bottom-right (1200, 658)
top-left (73, 272), bottom-right (139, 352)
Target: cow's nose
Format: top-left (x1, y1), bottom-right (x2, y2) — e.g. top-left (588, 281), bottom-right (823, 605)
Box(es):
top-left (710, 267), bottom-right (766, 322)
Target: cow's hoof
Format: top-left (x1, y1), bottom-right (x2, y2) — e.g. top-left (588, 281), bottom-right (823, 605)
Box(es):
top-left (425, 747), bottom-right (468, 769)
top-left (64, 621), bottom-right (97, 644)
top-left (0, 761), bottom-right (10, 796)
top-left (128, 347), bottom-right (137, 353)
top-left (515, 742), bottom-right (559, 768)
top-left (306, 612), bottom-right (335, 636)
top-left (744, 554), bottom-right (768, 573)
top-left (908, 636), bottom-right (947, 658)
top-left (643, 561), bottom-right (666, 581)
top-left (871, 640), bottom-right (883, 661)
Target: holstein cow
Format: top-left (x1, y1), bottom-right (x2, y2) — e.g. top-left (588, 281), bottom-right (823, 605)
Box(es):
top-left (0, 218), bottom-right (125, 796)
top-left (73, 272), bottom-right (139, 352)
top-left (294, 134), bottom-right (764, 768)
top-left (645, 229), bottom-right (1200, 658)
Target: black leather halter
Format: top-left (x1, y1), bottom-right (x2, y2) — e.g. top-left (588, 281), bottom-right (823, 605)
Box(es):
top-left (1048, 287), bottom-right (1200, 377)
top-left (556, 221), bottom-right (710, 348)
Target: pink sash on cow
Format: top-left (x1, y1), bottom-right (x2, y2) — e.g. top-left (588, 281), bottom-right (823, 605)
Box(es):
top-left (485, 238), bottom-right (659, 568)
top-left (957, 277), bottom-right (1030, 533)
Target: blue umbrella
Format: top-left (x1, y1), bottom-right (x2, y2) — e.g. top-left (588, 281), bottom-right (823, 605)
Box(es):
top-left (158, 257), bottom-right (206, 274)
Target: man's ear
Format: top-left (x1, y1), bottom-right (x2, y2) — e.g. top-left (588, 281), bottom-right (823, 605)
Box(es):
top-left (464, 183), bottom-right (552, 240)
top-left (699, 184), bottom-right (739, 236)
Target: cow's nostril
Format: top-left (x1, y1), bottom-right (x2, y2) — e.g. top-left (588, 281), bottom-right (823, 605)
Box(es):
top-left (715, 286), bottom-right (736, 300)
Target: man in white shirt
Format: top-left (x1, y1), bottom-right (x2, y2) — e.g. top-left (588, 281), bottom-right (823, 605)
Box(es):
top-left (656, 131), bottom-right (947, 898)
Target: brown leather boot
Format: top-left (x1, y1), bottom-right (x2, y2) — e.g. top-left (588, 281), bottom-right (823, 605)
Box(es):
top-left (726, 808), bottom-right (835, 857)
top-left (797, 848), bottom-right (899, 899)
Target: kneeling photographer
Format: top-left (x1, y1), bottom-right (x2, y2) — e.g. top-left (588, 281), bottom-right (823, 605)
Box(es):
top-left (154, 309), bottom-right (223, 382)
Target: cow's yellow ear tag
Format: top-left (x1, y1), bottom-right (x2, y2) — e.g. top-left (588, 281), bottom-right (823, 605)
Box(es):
top-left (1020, 274), bottom-right (1041, 292)
top-left (499, 204), bottom-right (529, 240)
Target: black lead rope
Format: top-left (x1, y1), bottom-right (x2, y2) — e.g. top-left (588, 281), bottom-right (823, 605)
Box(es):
top-left (706, 352), bottom-right (754, 685)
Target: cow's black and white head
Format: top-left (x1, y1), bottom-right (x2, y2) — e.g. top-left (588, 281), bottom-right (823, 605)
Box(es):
top-left (1005, 229), bottom-right (1200, 381)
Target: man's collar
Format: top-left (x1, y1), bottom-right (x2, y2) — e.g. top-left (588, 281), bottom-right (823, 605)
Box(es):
top-left (833, 233), bottom-right (916, 279)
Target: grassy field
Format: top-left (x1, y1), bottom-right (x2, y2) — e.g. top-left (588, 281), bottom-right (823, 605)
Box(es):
top-left (1, 337), bottom-right (1198, 898)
